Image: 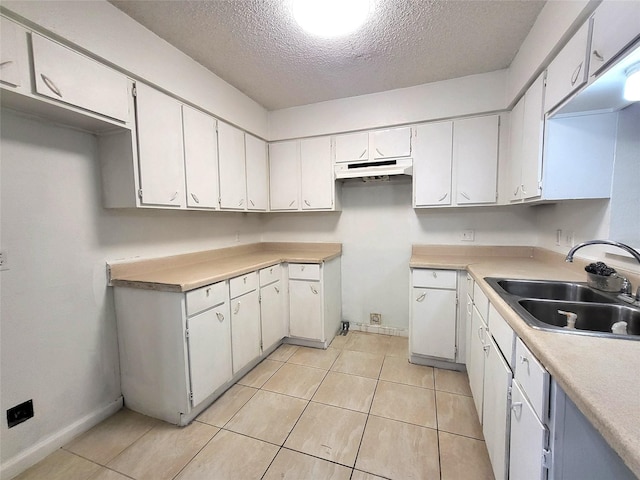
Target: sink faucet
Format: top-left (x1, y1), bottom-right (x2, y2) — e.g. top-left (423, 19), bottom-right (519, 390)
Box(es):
top-left (565, 240), bottom-right (640, 300)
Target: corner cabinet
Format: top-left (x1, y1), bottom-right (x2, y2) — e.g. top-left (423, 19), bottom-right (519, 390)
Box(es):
top-left (113, 282), bottom-right (232, 426)
top-left (218, 122), bottom-right (248, 211)
top-left (287, 258), bottom-right (342, 348)
top-left (413, 115), bottom-right (500, 208)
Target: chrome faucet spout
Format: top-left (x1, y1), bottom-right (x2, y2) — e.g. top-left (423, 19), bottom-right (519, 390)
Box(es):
top-left (565, 240), bottom-right (640, 264)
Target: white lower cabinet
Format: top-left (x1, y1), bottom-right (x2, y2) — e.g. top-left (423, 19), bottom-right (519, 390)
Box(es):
top-left (467, 305), bottom-right (488, 422)
top-left (287, 258), bottom-right (342, 348)
top-left (230, 274), bottom-right (261, 374)
top-left (410, 268), bottom-right (458, 363)
top-left (259, 266), bottom-right (285, 352)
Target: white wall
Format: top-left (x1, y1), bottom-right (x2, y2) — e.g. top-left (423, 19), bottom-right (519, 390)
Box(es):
top-left (2, 0), bottom-right (268, 138)
top-left (268, 70), bottom-right (508, 140)
top-left (0, 110), bottom-right (263, 474)
top-left (262, 179), bottom-right (538, 329)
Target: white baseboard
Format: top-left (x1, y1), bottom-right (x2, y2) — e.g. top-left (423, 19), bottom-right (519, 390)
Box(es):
top-left (1, 396), bottom-right (123, 480)
top-left (349, 323), bottom-right (408, 337)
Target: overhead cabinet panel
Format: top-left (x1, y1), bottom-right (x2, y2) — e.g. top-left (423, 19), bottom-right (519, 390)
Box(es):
top-left (300, 137), bottom-right (333, 210)
top-left (218, 122), bottom-right (247, 210)
top-left (334, 132), bottom-right (369, 163)
top-left (182, 105), bottom-right (219, 209)
top-left (371, 127), bottom-right (412, 158)
top-left (454, 116), bottom-right (499, 204)
top-left (413, 122), bottom-right (453, 206)
top-left (245, 134), bottom-right (269, 211)
top-left (31, 33), bottom-right (130, 122)
top-left (135, 84), bottom-right (186, 207)
top-left (0, 17), bottom-right (27, 88)
top-left (269, 140), bottom-right (300, 210)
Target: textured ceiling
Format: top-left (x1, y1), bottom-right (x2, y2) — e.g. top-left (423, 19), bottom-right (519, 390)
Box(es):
top-left (109, 0), bottom-right (546, 110)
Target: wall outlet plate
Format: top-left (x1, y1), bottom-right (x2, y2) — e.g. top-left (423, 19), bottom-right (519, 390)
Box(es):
top-left (461, 229), bottom-right (475, 242)
top-left (370, 313), bottom-right (381, 325)
top-left (7, 400), bottom-right (33, 428)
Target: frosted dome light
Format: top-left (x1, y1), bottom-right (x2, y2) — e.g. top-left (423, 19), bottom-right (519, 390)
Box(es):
top-left (291, 0), bottom-right (372, 38)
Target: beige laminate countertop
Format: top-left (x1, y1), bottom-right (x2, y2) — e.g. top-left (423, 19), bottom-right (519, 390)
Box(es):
top-left (109, 242), bottom-right (342, 292)
top-left (411, 247), bottom-right (640, 478)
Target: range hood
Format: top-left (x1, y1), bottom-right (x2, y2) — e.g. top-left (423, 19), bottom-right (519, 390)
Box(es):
top-left (334, 158), bottom-right (413, 179)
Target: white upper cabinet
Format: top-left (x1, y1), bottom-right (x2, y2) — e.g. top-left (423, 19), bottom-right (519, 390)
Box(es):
top-left (371, 127), bottom-right (412, 159)
top-left (0, 17), bottom-right (28, 89)
top-left (508, 96), bottom-right (525, 203)
top-left (218, 122), bottom-right (247, 210)
top-left (269, 140), bottom-right (300, 210)
top-left (182, 105), bottom-right (219, 210)
top-left (135, 83), bottom-right (186, 208)
top-left (454, 115), bottom-right (500, 205)
top-left (300, 136), bottom-right (333, 210)
top-left (334, 132), bottom-right (369, 163)
top-left (31, 33), bottom-right (130, 123)
top-left (413, 122), bottom-right (453, 207)
top-left (245, 134), bottom-right (269, 211)
top-left (544, 21), bottom-right (591, 113)
top-left (589, 0), bottom-right (640, 77)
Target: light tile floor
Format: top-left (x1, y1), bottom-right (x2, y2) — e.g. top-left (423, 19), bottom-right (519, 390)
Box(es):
top-left (14, 332), bottom-right (494, 480)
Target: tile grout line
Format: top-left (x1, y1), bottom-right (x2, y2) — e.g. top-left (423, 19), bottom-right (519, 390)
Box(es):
top-left (170, 427), bottom-right (225, 480)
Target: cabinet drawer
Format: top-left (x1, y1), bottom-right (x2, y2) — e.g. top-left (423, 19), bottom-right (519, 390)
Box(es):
top-left (514, 337), bottom-right (549, 421)
top-left (289, 263), bottom-right (320, 281)
top-left (186, 281), bottom-right (227, 317)
top-left (259, 264), bottom-right (281, 286)
top-left (473, 283), bottom-right (490, 320)
top-left (488, 304), bottom-right (515, 370)
top-left (412, 269), bottom-right (457, 289)
top-left (230, 272), bottom-right (258, 299)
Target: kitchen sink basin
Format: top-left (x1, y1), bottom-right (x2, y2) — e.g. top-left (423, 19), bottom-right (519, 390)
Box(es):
top-left (485, 277), bottom-right (640, 340)
top-left (495, 279), bottom-right (617, 303)
top-left (518, 299), bottom-right (640, 336)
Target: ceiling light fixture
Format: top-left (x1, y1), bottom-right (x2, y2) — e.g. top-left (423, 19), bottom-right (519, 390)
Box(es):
top-left (291, 0), bottom-right (372, 38)
top-left (623, 63), bottom-right (640, 101)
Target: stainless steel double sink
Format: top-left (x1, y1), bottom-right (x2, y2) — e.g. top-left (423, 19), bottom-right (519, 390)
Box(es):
top-left (485, 278), bottom-right (640, 340)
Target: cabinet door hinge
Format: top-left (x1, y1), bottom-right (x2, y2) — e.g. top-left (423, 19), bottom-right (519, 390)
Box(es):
top-left (189, 391), bottom-right (193, 402)
top-left (132, 85), bottom-right (137, 97)
top-left (258, 294), bottom-right (262, 304)
top-left (507, 385), bottom-right (512, 401)
top-left (541, 448), bottom-right (551, 469)
top-left (185, 328), bottom-right (189, 340)
top-left (137, 188), bottom-right (143, 199)
top-left (538, 180), bottom-right (543, 191)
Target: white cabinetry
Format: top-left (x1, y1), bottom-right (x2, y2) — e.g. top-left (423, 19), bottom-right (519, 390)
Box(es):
top-left (454, 115), bottom-right (500, 205)
top-left (229, 273), bottom-right (261, 374)
top-left (413, 122), bottom-right (453, 207)
top-left (544, 21), bottom-right (591, 113)
top-left (135, 83), bottom-right (186, 208)
top-left (245, 134), bottom-right (269, 211)
top-left (0, 16), bottom-right (28, 89)
top-left (508, 74), bottom-right (545, 202)
top-left (269, 137), bottom-right (337, 211)
top-left (414, 115), bottom-right (500, 208)
top-left (410, 269), bottom-right (458, 362)
top-left (31, 33), bottom-right (130, 122)
top-left (218, 122), bottom-right (247, 210)
top-left (182, 105), bottom-right (219, 210)
top-left (334, 127), bottom-right (411, 163)
top-left (113, 282), bottom-right (232, 425)
top-left (588, 0), bottom-right (640, 78)
top-left (259, 265), bottom-right (285, 352)
top-left (468, 304), bottom-right (488, 422)
top-left (287, 258), bottom-right (341, 348)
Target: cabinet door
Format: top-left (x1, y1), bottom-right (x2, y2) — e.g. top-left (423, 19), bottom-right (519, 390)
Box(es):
top-left (260, 282), bottom-right (285, 352)
top-left (589, 1), bottom-right (640, 77)
top-left (465, 293), bottom-right (473, 367)
top-left (483, 335), bottom-right (512, 480)
top-left (218, 122), bottom-right (247, 210)
top-left (508, 96), bottom-right (525, 202)
top-left (334, 132), bottom-right (368, 163)
top-left (289, 280), bottom-right (323, 341)
top-left (245, 134), bottom-right (268, 211)
top-left (371, 127), bottom-right (412, 158)
top-left (544, 21), bottom-right (590, 113)
top-left (411, 288), bottom-right (457, 360)
top-left (454, 115), bottom-right (499, 204)
top-left (269, 140), bottom-right (300, 210)
top-left (135, 83), bottom-right (186, 208)
top-left (182, 105), bottom-right (219, 209)
top-left (520, 74), bottom-right (545, 200)
top-left (31, 34), bottom-right (130, 122)
top-left (413, 122), bottom-right (453, 206)
top-left (509, 380), bottom-right (548, 480)
top-left (187, 303), bottom-right (232, 406)
top-left (300, 136), bottom-right (333, 210)
top-left (0, 17), bottom-right (26, 88)
top-left (230, 289), bottom-right (261, 374)
top-left (468, 305), bottom-right (488, 422)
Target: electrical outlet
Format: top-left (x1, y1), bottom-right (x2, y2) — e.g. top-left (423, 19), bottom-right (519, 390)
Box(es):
top-left (370, 313), bottom-right (381, 325)
top-left (0, 250), bottom-right (7, 271)
top-left (461, 230), bottom-right (475, 242)
top-left (556, 229), bottom-right (562, 246)
top-left (7, 400), bottom-right (33, 428)
top-left (235, 232), bottom-right (240, 243)
top-left (565, 231), bottom-right (575, 247)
